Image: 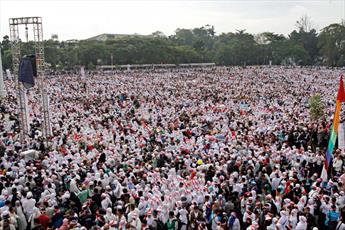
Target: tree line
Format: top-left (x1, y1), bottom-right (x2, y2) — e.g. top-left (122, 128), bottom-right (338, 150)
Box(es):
top-left (1, 17), bottom-right (345, 70)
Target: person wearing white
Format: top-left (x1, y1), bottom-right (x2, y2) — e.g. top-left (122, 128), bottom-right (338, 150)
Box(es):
top-left (227, 212), bottom-right (241, 230)
top-left (336, 221), bottom-right (345, 230)
top-left (101, 193), bottom-right (112, 210)
top-left (21, 192), bottom-right (36, 220)
top-left (289, 209), bottom-right (298, 229)
top-left (104, 208), bottom-right (116, 224)
top-left (128, 213), bottom-right (142, 230)
top-left (278, 210), bottom-right (288, 229)
top-left (333, 155), bottom-right (343, 174)
top-left (178, 207), bottom-right (188, 230)
top-left (15, 201), bottom-right (27, 230)
top-left (69, 178), bottom-right (80, 194)
top-left (28, 207), bottom-right (41, 229)
top-left (295, 216), bottom-right (307, 230)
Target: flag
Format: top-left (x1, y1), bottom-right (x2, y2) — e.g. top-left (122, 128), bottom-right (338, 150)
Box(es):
top-left (322, 76), bottom-right (345, 181)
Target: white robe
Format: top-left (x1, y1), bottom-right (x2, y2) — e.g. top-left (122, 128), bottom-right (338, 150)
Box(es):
top-left (16, 206), bottom-right (28, 230)
top-left (295, 221), bottom-right (307, 230)
top-left (22, 198), bottom-right (36, 218)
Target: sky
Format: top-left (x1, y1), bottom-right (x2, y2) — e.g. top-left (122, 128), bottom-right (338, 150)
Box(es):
top-left (0, 0), bottom-right (344, 41)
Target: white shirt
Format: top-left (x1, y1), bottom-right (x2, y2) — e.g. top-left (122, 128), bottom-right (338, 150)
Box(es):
top-left (333, 158), bottom-right (343, 172)
top-left (22, 198), bottom-right (36, 217)
top-left (101, 197), bottom-right (112, 210)
top-left (336, 222), bottom-right (345, 230)
top-left (179, 208), bottom-right (188, 224)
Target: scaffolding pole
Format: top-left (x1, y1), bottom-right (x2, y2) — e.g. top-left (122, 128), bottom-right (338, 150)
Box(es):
top-left (9, 17), bottom-right (52, 146)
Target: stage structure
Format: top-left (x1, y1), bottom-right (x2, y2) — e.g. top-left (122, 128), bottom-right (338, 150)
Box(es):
top-left (9, 17), bottom-right (52, 145)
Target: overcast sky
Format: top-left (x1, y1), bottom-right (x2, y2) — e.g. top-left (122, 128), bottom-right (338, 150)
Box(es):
top-left (0, 0), bottom-right (344, 41)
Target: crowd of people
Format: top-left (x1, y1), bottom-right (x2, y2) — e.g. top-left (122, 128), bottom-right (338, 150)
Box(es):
top-left (1, 66), bottom-right (345, 230)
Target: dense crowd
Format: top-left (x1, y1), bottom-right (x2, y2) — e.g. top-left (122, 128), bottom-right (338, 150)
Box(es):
top-left (1, 66), bottom-right (345, 230)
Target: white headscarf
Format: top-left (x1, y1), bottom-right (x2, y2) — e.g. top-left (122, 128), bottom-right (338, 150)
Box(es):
top-left (278, 210), bottom-right (288, 227)
top-left (289, 209), bottom-right (298, 229)
top-left (295, 216), bottom-right (307, 230)
top-left (105, 207), bottom-right (116, 223)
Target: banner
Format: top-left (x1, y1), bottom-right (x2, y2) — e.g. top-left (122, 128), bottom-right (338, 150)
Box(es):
top-left (18, 57), bottom-right (35, 89)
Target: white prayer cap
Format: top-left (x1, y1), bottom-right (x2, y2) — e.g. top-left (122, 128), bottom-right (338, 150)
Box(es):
top-left (27, 192), bottom-right (33, 198)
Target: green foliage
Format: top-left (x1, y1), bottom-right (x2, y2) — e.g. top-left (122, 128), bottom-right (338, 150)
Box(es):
top-left (1, 49), bottom-right (12, 70)
top-left (309, 94), bottom-right (324, 120)
top-left (87, 62), bottom-right (95, 70)
top-left (1, 21), bottom-right (345, 70)
top-left (1, 36), bottom-right (11, 51)
top-left (289, 29), bottom-right (319, 64)
top-left (271, 40), bottom-right (309, 65)
top-left (318, 23), bottom-right (345, 66)
top-left (214, 31), bottom-right (262, 65)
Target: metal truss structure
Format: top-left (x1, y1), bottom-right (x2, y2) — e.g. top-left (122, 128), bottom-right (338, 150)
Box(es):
top-left (9, 17), bottom-right (52, 145)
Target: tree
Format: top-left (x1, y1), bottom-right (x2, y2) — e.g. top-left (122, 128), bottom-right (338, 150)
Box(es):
top-left (204, 24), bottom-right (215, 37)
top-left (151, 31), bottom-right (166, 38)
top-left (255, 32), bottom-right (286, 64)
top-left (296, 15), bottom-right (313, 32)
top-left (289, 29), bottom-right (319, 64)
top-left (51, 34), bottom-right (59, 40)
top-left (309, 94), bottom-right (324, 120)
top-left (318, 23), bottom-right (345, 66)
top-left (60, 42), bottom-right (79, 70)
top-left (255, 32), bottom-right (285, 45)
top-left (173, 29), bottom-right (194, 46)
top-left (1, 36), bottom-right (11, 50)
top-left (1, 36), bottom-right (13, 70)
top-left (1, 49), bottom-right (12, 71)
top-left (44, 39), bottom-right (62, 69)
top-left (77, 41), bottom-right (109, 67)
top-left (214, 30), bottom-right (260, 65)
top-left (172, 25), bottom-right (216, 61)
top-left (87, 62), bottom-right (95, 70)
top-left (2, 19), bottom-right (345, 69)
